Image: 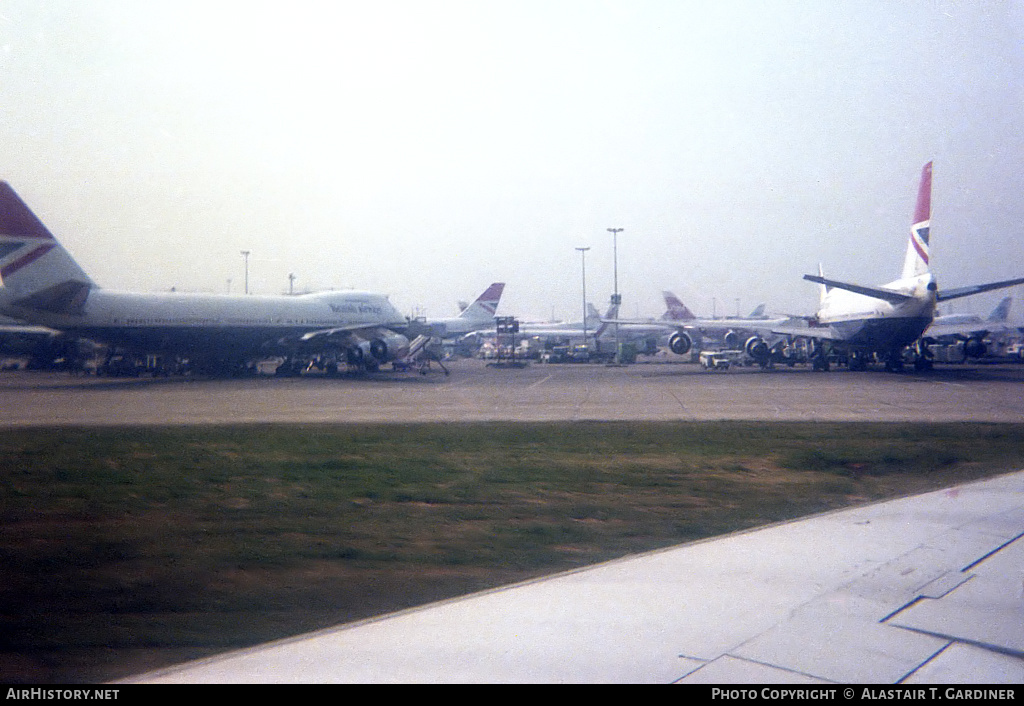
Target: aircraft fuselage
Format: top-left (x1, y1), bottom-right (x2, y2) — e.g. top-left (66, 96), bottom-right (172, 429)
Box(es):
top-left (0, 288), bottom-right (407, 359)
top-left (815, 273), bottom-right (937, 353)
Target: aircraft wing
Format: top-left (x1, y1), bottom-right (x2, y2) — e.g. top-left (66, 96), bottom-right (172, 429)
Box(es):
top-left (297, 323), bottom-right (398, 345)
top-left (604, 316), bottom-right (792, 335)
top-left (766, 319), bottom-right (847, 341)
top-left (282, 324), bottom-right (411, 366)
top-left (0, 322), bottom-right (59, 337)
top-left (600, 318), bottom-right (677, 332)
top-left (125, 469), bottom-right (1024, 684)
top-left (923, 320), bottom-right (1001, 340)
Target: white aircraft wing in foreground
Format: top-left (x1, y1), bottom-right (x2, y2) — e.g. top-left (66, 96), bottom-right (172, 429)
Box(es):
top-left (126, 469), bottom-right (1024, 684)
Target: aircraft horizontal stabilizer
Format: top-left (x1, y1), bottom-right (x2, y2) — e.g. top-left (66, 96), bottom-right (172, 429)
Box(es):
top-left (937, 277), bottom-right (1024, 303)
top-left (802, 275), bottom-right (914, 304)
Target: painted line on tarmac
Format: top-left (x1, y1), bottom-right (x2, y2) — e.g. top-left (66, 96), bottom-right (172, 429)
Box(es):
top-left (528, 375), bottom-right (553, 389)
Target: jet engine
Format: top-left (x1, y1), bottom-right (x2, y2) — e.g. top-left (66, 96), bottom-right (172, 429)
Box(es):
top-left (964, 336), bottom-right (987, 359)
top-left (744, 335), bottom-right (770, 363)
top-left (723, 330), bottom-right (742, 349)
top-left (668, 331), bottom-right (692, 356)
top-left (347, 333), bottom-right (411, 367)
top-left (368, 333), bottom-right (411, 362)
top-left (346, 344), bottom-right (366, 365)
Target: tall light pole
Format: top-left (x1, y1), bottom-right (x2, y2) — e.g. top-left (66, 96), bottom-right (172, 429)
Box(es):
top-left (607, 228), bottom-right (623, 363)
top-left (240, 251), bottom-right (251, 295)
top-left (575, 247), bottom-right (590, 350)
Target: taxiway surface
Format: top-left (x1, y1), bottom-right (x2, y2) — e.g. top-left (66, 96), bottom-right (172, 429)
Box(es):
top-left (1, 358), bottom-right (1023, 426)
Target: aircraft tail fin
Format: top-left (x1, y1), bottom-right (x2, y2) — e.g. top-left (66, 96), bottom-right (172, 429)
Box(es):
top-left (901, 161), bottom-right (932, 280)
top-left (0, 183), bottom-right (93, 315)
top-left (585, 302), bottom-right (601, 327)
top-left (661, 291), bottom-right (696, 321)
top-left (457, 282), bottom-right (505, 322)
top-left (817, 264), bottom-right (829, 305)
top-left (747, 303), bottom-right (766, 319)
top-left (988, 296), bottom-right (1012, 323)
top-left (594, 302), bottom-right (620, 338)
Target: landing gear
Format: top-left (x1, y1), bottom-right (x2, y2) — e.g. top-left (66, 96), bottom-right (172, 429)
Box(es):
top-left (809, 340), bottom-right (830, 371)
top-left (274, 357), bottom-right (305, 377)
top-left (883, 349), bottom-right (905, 372)
top-left (912, 339), bottom-right (934, 371)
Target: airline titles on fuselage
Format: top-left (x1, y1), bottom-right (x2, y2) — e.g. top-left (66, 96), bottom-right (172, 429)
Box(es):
top-left (328, 302), bottom-right (386, 315)
top-left (117, 317), bottom-right (347, 326)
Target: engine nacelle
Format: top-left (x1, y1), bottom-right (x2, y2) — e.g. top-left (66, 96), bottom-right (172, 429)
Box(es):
top-left (346, 343), bottom-right (367, 365)
top-left (369, 339), bottom-right (388, 360)
top-left (723, 330), bottom-right (742, 349)
top-left (346, 333), bottom-right (410, 366)
top-left (668, 331), bottom-right (693, 356)
top-left (744, 336), bottom-right (770, 362)
top-left (964, 336), bottom-right (987, 359)
top-left (369, 333), bottom-right (411, 362)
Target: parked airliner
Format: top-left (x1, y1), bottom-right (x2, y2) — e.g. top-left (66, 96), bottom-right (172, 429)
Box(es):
top-left (922, 296), bottom-right (1015, 359)
top-left (0, 182), bottom-right (412, 375)
top-left (412, 283), bottom-right (505, 339)
top-left (771, 162), bottom-right (1024, 370)
top-left (613, 164), bottom-right (1024, 371)
top-left (610, 298), bottom-right (797, 362)
top-left (656, 292), bottom-right (779, 353)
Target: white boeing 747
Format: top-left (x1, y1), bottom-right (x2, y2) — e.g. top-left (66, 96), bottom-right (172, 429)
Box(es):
top-left (0, 182), bottom-right (411, 375)
top-left (772, 162), bottom-right (1024, 371)
top-left (611, 163), bottom-right (1024, 371)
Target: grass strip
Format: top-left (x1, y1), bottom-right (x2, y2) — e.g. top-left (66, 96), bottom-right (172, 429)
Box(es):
top-left (1, 421), bottom-right (1022, 682)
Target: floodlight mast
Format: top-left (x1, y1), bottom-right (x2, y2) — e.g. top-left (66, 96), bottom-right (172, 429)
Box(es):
top-left (241, 250), bottom-right (251, 295)
top-left (576, 247), bottom-right (590, 349)
top-left (607, 228), bottom-right (623, 364)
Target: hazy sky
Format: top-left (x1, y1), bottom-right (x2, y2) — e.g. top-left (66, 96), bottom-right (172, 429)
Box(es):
top-left (2, 0), bottom-right (1023, 322)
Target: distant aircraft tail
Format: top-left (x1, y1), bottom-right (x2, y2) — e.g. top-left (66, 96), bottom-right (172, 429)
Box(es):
top-left (585, 303), bottom-right (601, 328)
top-left (661, 291), bottom-right (696, 321)
top-left (901, 161), bottom-right (932, 280)
top-left (747, 304), bottom-right (766, 319)
top-left (0, 182), bottom-right (93, 315)
top-left (593, 302), bottom-right (620, 338)
top-left (988, 296), bottom-right (1012, 323)
top-left (457, 282), bottom-right (505, 322)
